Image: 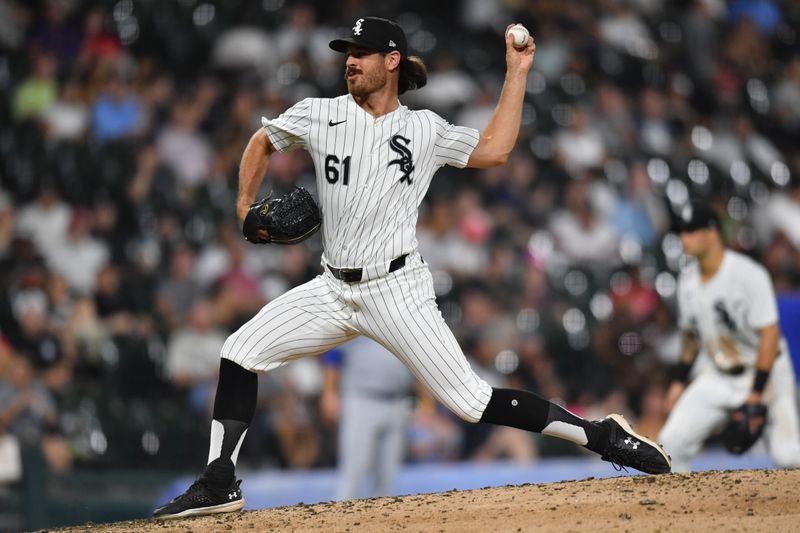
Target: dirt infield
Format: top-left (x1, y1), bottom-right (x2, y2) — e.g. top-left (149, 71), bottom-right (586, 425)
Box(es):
top-left (45, 468), bottom-right (799, 533)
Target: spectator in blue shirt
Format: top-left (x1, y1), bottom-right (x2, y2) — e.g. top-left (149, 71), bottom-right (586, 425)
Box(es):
top-left (91, 73), bottom-right (141, 142)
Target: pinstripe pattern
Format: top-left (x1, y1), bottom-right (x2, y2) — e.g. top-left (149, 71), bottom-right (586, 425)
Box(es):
top-left (222, 253), bottom-right (492, 421)
top-left (261, 95), bottom-right (479, 269)
top-left (239, 95), bottom-right (491, 421)
top-left (221, 275), bottom-right (357, 370)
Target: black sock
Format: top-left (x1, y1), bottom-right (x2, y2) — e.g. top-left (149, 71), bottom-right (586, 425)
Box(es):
top-left (479, 388), bottom-right (607, 452)
top-left (204, 455), bottom-right (236, 487)
top-left (203, 359), bottom-right (258, 485)
top-left (212, 358), bottom-right (258, 422)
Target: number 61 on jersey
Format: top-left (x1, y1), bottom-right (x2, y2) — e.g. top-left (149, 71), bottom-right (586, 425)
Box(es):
top-left (325, 154), bottom-right (351, 185)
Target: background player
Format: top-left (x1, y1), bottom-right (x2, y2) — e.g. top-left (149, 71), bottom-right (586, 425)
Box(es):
top-left (153, 16), bottom-right (670, 520)
top-left (320, 336), bottom-right (431, 500)
top-left (659, 202), bottom-right (800, 471)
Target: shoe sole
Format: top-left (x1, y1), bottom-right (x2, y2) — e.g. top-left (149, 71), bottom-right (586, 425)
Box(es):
top-left (607, 413), bottom-right (672, 473)
top-left (154, 498), bottom-right (245, 520)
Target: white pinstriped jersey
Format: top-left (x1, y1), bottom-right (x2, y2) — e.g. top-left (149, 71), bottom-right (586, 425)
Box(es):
top-left (222, 93), bottom-right (493, 424)
top-left (676, 250), bottom-right (785, 370)
top-left (662, 250), bottom-right (800, 471)
top-left (261, 94), bottom-right (480, 268)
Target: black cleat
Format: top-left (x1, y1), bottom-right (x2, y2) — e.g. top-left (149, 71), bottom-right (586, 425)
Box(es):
top-left (597, 414), bottom-right (671, 475)
top-left (153, 477), bottom-right (244, 519)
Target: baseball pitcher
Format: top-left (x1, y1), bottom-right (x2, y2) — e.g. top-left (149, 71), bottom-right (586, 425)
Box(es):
top-left (154, 17), bottom-right (670, 519)
top-left (659, 202), bottom-right (800, 472)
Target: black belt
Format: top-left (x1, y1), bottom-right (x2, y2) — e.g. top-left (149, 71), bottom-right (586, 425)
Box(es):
top-left (327, 254), bottom-right (408, 283)
top-left (720, 366), bottom-right (746, 376)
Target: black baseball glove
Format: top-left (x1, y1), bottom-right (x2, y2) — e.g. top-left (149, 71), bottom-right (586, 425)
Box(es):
top-left (242, 187), bottom-right (321, 245)
top-left (721, 403), bottom-right (768, 455)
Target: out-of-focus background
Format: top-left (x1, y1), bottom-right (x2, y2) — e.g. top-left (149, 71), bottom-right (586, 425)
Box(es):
top-left (1, 0), bottom-right (799, 530)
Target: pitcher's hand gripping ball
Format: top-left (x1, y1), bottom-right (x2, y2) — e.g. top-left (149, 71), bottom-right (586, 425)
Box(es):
top-left (506, 24), bottom-right (530, 49)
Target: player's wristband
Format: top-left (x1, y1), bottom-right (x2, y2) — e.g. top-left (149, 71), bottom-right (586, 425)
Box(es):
top-left (752, 369), bottom-right (770, 394)
top-left (672, 361), bottom-right (692, 384)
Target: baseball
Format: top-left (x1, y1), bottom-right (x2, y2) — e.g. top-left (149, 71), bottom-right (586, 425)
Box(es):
top-left (507, 24), bottom-right (530, 49)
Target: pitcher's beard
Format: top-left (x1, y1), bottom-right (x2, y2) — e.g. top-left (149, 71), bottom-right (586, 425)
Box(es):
top-left (345, 70), bottom-right (387, 99)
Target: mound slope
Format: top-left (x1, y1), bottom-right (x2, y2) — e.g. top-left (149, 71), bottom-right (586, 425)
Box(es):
top-left (45, 468), bottom-right (799, 533)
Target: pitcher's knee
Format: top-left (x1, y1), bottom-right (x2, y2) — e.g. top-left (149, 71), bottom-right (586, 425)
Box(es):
top-left (220, 329), bottom-right (263, 371)
top-left (220, 329), bottom-right (265, 371)
top-left (437, 395), bottom-right (485, 424)
top-left (419, 375), bottom-right (491, 423)
top-left (435, 398), bottom-right (480, 423)
top-left (455, 408), bottom-right (482, 424)
top-left (220, 331), bottom-right (245, 364)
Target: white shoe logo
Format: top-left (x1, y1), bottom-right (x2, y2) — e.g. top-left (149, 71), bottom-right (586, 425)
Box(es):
top-left (229, 492), bottom-right (238, 500)
top-left (624, 437), bottom-right (640, 450)
top-left (353, 19), bottom-right (364, 36)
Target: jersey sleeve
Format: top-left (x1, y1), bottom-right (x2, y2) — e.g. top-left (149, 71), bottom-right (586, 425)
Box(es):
top-left (261, 98), bottom-right (312, 152)
top-left (745, 264), bottom-right (779, 329)
top-left (431, 113), bottom-right (480, 168)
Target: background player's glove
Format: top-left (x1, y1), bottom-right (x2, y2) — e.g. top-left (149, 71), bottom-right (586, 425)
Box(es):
top-left (721, 403), bottom-right (767, 455)
top-left (242, 187), bottom-right (321, 245)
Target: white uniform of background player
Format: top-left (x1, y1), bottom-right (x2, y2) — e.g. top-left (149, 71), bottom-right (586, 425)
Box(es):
top-left (659, 204), bottom-right (800, 472)
top-left (154, 17), bottom-right (671, 520)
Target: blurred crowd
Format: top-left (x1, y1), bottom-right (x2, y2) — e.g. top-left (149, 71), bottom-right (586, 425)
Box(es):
top-left (1, 0), bottom-right (800, 478)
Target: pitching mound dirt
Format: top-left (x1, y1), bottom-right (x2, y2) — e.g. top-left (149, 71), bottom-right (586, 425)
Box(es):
top-left (44, 468), bottom-right (799, 532)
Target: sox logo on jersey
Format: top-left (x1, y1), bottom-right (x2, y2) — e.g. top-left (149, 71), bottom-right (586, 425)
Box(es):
top-left (258, 94), bottom-right (479, 269)
top-left (224, 94), bottom-right (493, 424)
top-left (389, 135), bottom-right (414, 184)
top-left (713, 301), bottom-right (738, 333)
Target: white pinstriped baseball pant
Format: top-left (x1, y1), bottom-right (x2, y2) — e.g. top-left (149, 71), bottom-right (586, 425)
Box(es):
top-left (221, 252), bottom-right (493, 422)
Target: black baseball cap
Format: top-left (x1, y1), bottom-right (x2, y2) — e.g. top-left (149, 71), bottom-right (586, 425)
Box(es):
top-left (329, 17), bottom-right (408, 57)
top-left (674, 202), bottom-right (721, 233)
